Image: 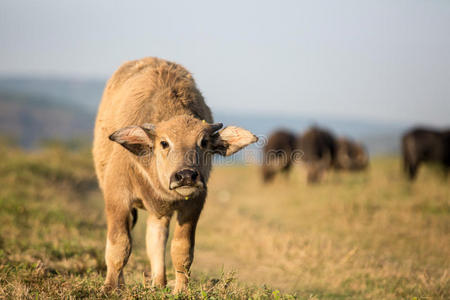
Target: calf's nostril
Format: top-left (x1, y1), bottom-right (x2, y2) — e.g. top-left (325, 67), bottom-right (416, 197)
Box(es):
top-left (175, 173), bottom-right (183, 181)
top-left (191, 171), bottom-right (198, 181)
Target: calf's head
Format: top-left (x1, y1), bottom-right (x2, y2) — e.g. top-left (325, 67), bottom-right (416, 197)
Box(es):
top-left (109, 115), bottom-right (257, 199)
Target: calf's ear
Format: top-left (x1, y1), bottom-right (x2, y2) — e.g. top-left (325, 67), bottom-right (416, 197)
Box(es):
top-left (211, 126), bottom-right (258, 156)
top-left (109, 124), bottom-right (156, 156)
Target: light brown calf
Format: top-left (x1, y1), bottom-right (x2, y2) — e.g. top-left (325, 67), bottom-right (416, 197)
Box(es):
top-left (93, 57), bottom-right (257, 293)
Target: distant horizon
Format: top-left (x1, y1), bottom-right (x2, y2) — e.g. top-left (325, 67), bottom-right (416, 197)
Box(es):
top-left (0, 74), bottom-right (447, 129)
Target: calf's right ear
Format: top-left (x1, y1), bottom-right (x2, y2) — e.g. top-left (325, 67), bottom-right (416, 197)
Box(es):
top-left (109, 124), bottom-right (156, 156)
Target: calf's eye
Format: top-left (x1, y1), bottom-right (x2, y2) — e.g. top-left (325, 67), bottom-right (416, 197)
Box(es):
top-left (200, 138), bottom-right (208, 148)
top-left (160, 141), bottom-right (169, 149)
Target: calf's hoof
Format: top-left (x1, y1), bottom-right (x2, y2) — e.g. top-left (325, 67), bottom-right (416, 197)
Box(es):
top-left (102, 282), bottom-right (123, 294)
top-left (172, 283), bottom-right (188, 295)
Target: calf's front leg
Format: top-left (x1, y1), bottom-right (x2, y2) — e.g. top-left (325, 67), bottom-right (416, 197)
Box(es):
top-left (171, 204), bottom-right (203, 293)
top-left (146, 213), bottom-right (171, 287)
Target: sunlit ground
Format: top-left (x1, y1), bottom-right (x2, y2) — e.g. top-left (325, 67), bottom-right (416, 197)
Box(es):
top-left (0, 144), bottom-right (448, 299)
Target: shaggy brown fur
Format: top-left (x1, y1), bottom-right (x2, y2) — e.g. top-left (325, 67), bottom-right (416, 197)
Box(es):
top-left (261, 129), bottom-right (296, 182)
top-left (297, 127), bottom-right (337, 183)
top-left (335, 138), bottom-right (369, 171)
top-left (93, 57), bottom-right (257, 293)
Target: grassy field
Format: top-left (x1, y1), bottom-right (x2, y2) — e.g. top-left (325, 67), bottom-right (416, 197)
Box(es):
top-left (0, 142), bottom-right (448, 299)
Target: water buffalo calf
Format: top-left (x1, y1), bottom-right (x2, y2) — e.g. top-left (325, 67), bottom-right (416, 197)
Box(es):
top-left (93, 57), bottom-right (257, 292)
top-left (402, 127), bottom-right (450, 180)
top-left (261, 129), bottom-right (297, 182)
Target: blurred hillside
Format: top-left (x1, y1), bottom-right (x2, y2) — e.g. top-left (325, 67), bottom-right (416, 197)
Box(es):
top-left (0, 77), bottom-right (408, 154)
top-left (0, 92), bottom-right (94, 148)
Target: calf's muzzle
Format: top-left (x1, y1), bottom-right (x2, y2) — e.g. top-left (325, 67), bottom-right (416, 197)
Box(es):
top-left (169, 169), bottom-right (200, 190)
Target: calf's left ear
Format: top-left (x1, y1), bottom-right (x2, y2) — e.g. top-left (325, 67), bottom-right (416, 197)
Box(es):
top-left (211, 126), bottom-right (258, 156)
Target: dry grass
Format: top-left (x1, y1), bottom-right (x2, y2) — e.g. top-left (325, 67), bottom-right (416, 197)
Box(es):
top-left (0, 143), bottom-right (448, 299)
top-left (193, 161), bottom-right (449, 299)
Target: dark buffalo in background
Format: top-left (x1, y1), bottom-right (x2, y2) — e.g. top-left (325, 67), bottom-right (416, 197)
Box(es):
top-left (262, 129), bottom-right (297, 182)
top-left (402, 127), bottom-right (450, 180)
top-left (335, 137), bottom-right (369, 171)
top-left (297, 127), bottom-right (337, 183)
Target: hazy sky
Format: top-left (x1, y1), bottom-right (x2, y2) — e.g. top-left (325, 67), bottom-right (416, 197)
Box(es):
top-left (1, 0), bottom-right (449, 125)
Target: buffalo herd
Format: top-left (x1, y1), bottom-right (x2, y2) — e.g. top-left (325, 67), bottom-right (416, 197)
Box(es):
top-left (262, 126), bottom-right (369, 183)
top-left (262, 126), bottom-right (449, 183)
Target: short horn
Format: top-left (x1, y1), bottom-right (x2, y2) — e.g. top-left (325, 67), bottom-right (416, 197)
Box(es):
top-left (141, 123), bottom-right (156, 134)
top-left (209, 122), bottom-right (223, 133)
